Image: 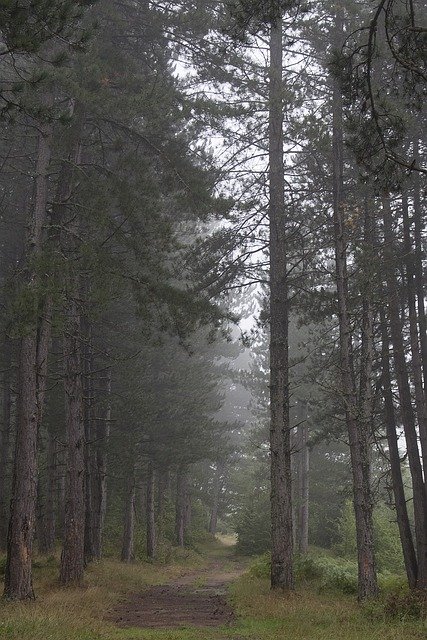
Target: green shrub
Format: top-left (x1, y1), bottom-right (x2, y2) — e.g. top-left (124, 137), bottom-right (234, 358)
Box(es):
top-left (248, 551), bottom-right (359, 594)
top-left (295, 553), bottom-right (358, 594)
top-left (373, 505), bottom-right (404, 573)
top-left (384, 589), bottom-right (426, 621)
top-left (334, 500), bottom-right (357, 559)
top-left (378, 572), bottom-right (408, 594)
top-left (235, 493), bottom-right (270, 556)
top-left (249, 553), bottom-right (271, 579)
top-left (334, 500), bottom-right (404, 574)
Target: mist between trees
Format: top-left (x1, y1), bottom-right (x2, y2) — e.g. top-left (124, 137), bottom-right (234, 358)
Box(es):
top-left (0, 0), bottom-right (426, 614)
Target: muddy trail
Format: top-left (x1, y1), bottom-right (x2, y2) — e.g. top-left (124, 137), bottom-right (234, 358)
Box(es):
top-left (109, 547), bottom-right (246, 630)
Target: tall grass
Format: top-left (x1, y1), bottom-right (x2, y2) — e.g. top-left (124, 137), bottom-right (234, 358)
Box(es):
top-left (0, 543), bottom-right (425, 640)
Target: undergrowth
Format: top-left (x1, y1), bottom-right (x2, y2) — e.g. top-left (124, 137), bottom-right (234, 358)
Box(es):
top-left (249, 549), bottom-right (426, 626)
top-left (0, 542), bottom-right (425, 640)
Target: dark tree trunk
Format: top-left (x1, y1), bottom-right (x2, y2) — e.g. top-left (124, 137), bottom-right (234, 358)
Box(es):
top-left (382, 196), bottom-right (427, 589)
top-left (83, 325), bottom-right (95, 563)
top-left (59, 289), bottom-right (85, 586)
top-left (4, 117), bottom-right (53, 600)
top-left (58, 109), bottom-right (85, 587)
top-left (269, 15), bottom-right (294, 592)
top-left (209, 461), bottom-right (225, 535)
top-left (175, 466), bottom-right (187, 548)
top-left (331, 16), bottom-right (377, 599)
top-left (44, 435), bottom-right (57, 554)
top-left (121, 474), bottom-right (135, 563)
top-left (296, 403), bottom-right (309, 555)
top-left (146, 461), bottom-right (156, 560)
top-left (380, 307), bottom-right (418, 588)
top-left (402, 195), bottom-right (427, 473)
top-left (184, 491), bottom-right (192, 533)
top-left (92, 370), bottom-right (110, 560)
top-left (56, 445), bottom-right (66, 540)
top-left (37, 434), bottom-right (57, 554)
top-left (156, 469), bottom-right (169, 539)
top-left (412, 140), bottom-right (427, 395)
top-left (83, 418), bottom-right (95, 564)
top-left (0, 348), bottom-right (12, 550)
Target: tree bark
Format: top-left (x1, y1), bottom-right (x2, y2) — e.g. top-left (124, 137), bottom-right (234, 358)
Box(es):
top-left (56, 445), bottom-right (66, 540)
top-left (175, 466), bottom-right (187, 548)
top-left (146, 461), bottom-right (156, 560)
top-left (83, 420), bottom-right (95, 565)
top-left (0, 346), bottom-right (12, 550)
top-left (59, 286), bottom-right (85, 586)
top-left (269, 15), bottom-right (294, 591)
top-left (209, 461), bottom-right (225, 535)
top-left (296, 403), bottom-right (309, 555)
top-left (83, 318), bottom-right (93, 562)
top-left (412, 139), bottom-right (427, 396)
top-left (59, 109), bottom-right (86, 585)
top-left (331, 16), bottom-right (377, 599)
top-left (380, 307), bottom-right (418, 588)
top-left (4, 116), bottom-right (53, 600)
top-left (37, 433), bottom-right (57, 554)
top-left (382, 196), bottom-right (427, 588)
top-left (92, 370), bottom-right (110, 560)
top-left (402, 194), bottom-right (427, 474)
top-left (156, 468), bottom-right (169, 539)
top-left (121, 474), bottom-right (136, 563)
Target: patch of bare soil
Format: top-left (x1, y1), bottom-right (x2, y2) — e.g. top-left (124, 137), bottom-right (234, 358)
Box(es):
top-left (108, 557), bottom-right (245, 629)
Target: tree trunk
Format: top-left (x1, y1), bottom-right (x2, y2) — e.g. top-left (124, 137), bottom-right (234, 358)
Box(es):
top-left (57, 103), bottom-right (85, 585)
top-left (156, 468), bottom-right (169, 539)
top-left (83, 396), bottom-right (95, 564)
top-left (0, 347), bottom-right (12, 550)
top-left (209, 461), bottom-right (225, 535)
top-left (4, 116), bottom-right (53, 600)
top-left (121, 474), bottom-right (136, 563)
top-left (184, 490), bottom-right (192, 533)
top-left (382, 196), bottom-right (427, 588)
top-left (146, 461), bottom-right (156, 560)
top-left (37, 433), bottom-right (57, 554)
top-left (380, 307), bottom-right (418, 588)
top-left (297, 403), bottom-right (309, 555)
top-left (331, 16), bottom-right (377, 599)
top-left (269, 15), bottom-right (294, 592)
top-left (58, 107), bottom-right (85, 587)
top-left (83, 320), bottom-right (94, 563)
top-left (175, 466), bottom-right (187, 547)
top-left (402, 194), bottom-right (427, 474)
top-left (59, 288), bottom-right (85, 586)
top-left (92, 370), bottom-right (110, 560)
top-left (412, 139), bottom-right (427, 396)
top-left (56, 445), bottom-right (66, 540)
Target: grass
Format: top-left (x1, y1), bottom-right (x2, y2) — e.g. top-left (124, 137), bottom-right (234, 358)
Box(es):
top-left (0, 542), bottom-right (425, 640)
top-left (0, 549), bottom-right (204, 640)
top-left (228, 573), bottom-right (426, 640)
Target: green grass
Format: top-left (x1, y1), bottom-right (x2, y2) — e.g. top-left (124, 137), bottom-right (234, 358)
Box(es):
top-left (0, 543), bottom-right (425, 640)
top-left (228, 573), bottom-right (426, 640)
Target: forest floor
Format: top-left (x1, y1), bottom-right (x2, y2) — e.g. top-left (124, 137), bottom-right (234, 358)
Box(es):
top-left (108, 542), bottom-right (245, 629)
top-left (0, 538), bottom-right (426, 640)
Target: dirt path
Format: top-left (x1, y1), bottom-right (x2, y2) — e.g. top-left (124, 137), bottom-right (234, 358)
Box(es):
top-left (109, 550), bottom-right (246, 629)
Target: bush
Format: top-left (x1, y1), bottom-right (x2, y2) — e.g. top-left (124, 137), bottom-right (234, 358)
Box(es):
top-left (384, 589), bottom-right (427, 620)
top-left (334, 500), bottom-right (404, 574)
top-left (295, 553), bottom-right (358, 594)
top-left (373, 506), bottom-right (404, 573)
top-left (248, 551), bottom-right (359, 594)
top-left (365, 585), bottom-right (427, 622)
top-left (235, 493), bottom-right (270, 556)
top-left (249, 553), bottom-right (271, 579)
